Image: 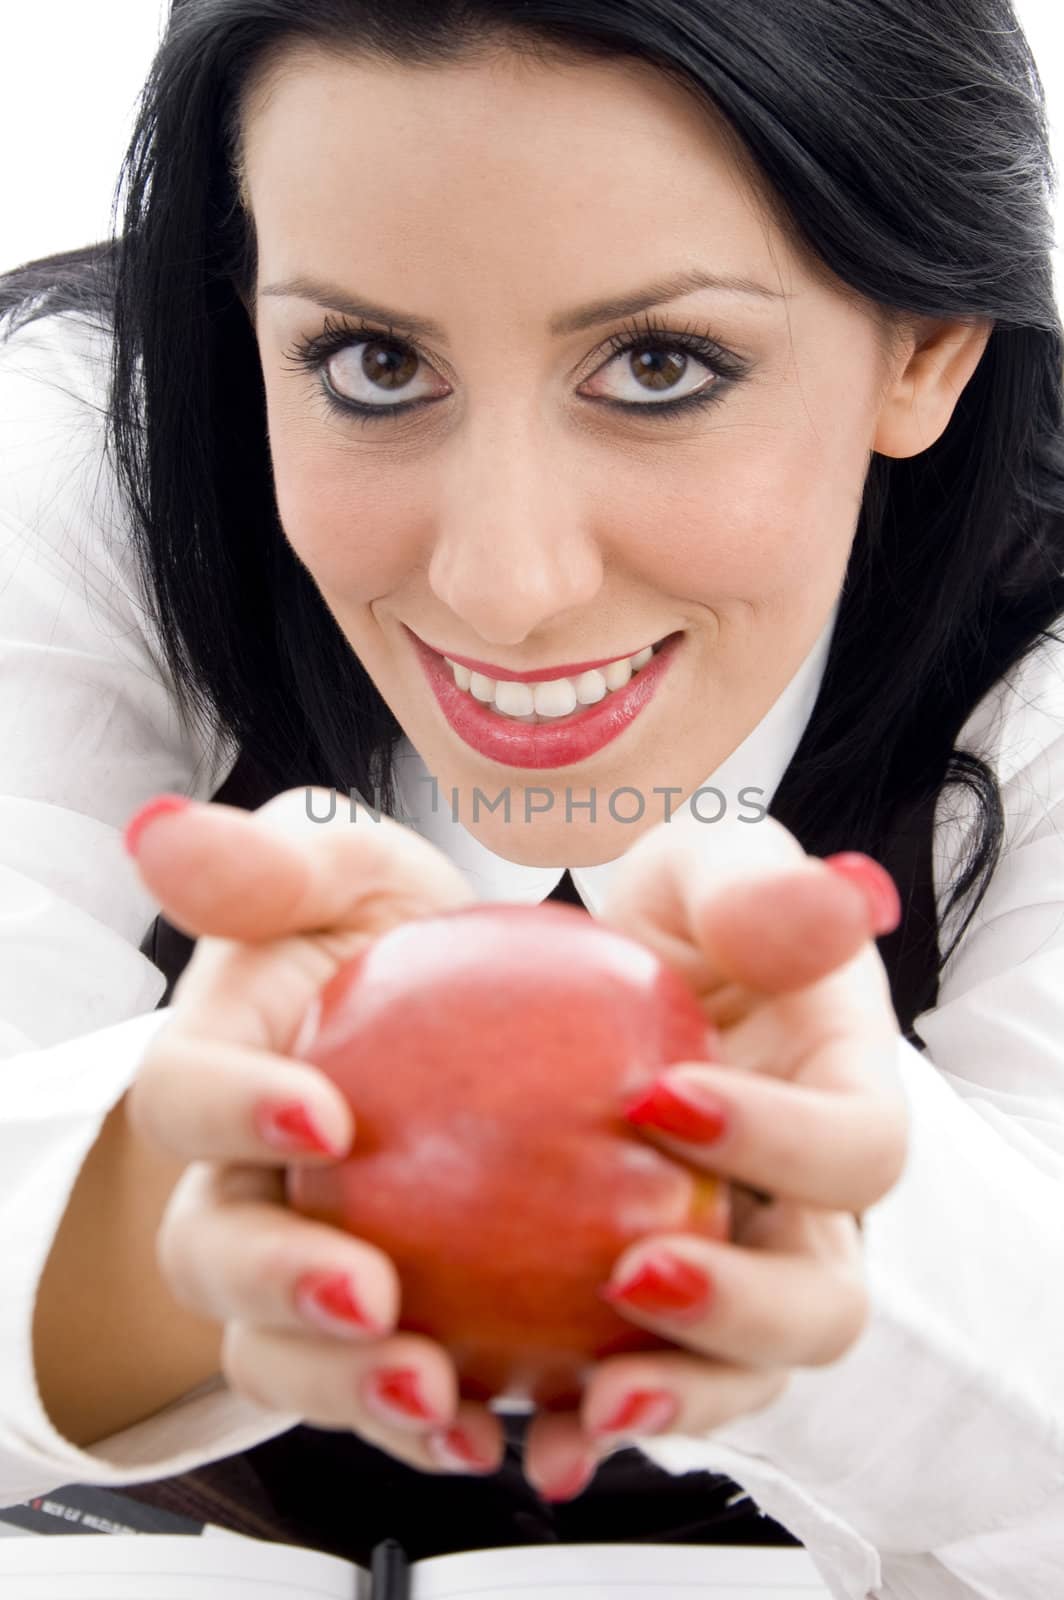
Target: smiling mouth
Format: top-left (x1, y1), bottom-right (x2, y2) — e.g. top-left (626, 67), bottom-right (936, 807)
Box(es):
top-left (428, 630), bottom-right (682, 726)
top-left (411, 621), bottom-right (683, 766)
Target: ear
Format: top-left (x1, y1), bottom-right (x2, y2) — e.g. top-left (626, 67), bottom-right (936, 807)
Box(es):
top-left (873, 316), bottom-right (994, 459)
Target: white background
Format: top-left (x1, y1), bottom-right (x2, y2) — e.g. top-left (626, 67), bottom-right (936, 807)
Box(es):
top-left (1, 0), bottom-right (1062, 309)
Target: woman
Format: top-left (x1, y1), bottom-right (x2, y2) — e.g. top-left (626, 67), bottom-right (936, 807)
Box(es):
top-left (0, 0), bottom-right (1062, 1594)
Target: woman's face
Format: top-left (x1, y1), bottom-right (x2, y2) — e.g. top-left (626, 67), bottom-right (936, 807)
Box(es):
top-left (241, 45), bottom-right (987, 866)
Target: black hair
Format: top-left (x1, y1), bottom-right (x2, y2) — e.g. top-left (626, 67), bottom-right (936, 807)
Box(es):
top-left (2, 0), bottom-right (1063, 999)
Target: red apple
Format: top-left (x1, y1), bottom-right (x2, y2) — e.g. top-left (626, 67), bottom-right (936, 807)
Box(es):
top-left (286, 902), bottom-right (730, 1408)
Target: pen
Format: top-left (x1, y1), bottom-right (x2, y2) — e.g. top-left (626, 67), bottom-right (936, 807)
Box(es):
top-left (370, 1537), bottom-right (411, 1600)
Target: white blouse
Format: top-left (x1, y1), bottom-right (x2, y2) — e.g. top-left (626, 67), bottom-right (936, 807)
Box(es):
top-left (0, 309), bottom-right (1062, 1600)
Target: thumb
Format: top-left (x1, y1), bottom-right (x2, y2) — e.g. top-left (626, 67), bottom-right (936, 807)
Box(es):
top-left (123, 787), bottom-right (477, 944)
top-left (599, 814), bottom-right (891, 1001)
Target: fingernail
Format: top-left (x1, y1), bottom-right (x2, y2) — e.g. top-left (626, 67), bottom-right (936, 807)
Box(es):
top-left (123, 794), bottom-right (192, 857)
top-left (254, 1099), bottom-right (345, 1157)
top-left (294, 1270), bottom-right (385, 1336)
top-left (600, 1249), bottom-right (713, 1321)
top-left (623, 1073), bottom-right (729, 1144)
top-left (362, 1367), bottom-right (446, 1426)
top-left (538, 1456), bottom-right (598, 1503)
top-left (587, 1388), bottom-right (680, 1439)
top-left (426, 1424), bottom-right (499, 1474)
top-left (823, 853), bottom-right (901, 937)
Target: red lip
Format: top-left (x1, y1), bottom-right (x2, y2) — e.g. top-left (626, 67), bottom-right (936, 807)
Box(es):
top-left (407, 626), bottom-right (666, 684)
top-left (409, 627), bottom-right (682, 770)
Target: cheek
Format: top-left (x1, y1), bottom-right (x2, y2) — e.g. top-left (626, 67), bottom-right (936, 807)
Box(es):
top-left (601, 406), bottom-right (869, 596)
top-left (268, 425), bottom-right (422, 597)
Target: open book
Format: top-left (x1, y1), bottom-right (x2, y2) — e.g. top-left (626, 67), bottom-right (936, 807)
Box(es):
top-left (0, 1481), bottom-right (833, 1598)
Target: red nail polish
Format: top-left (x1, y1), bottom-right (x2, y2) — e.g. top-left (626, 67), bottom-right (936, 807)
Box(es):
top-left (427, 1424), bottom-right (498, 1473)
top-left (823, 853), bottom-right (901, 937)
top-left (623, 1074), bottom-right (729, 1144)
top-left (294, 1270), bottom-right (382, 1334)
top-left (254, 1099), bottom-right (343, 1156)
top-left (600, 1249), bottom-right (713, 1320)
top-left (589, 1388), bottom-right (679, 1438)
top-left (363, 1366), bottom-right (443, 1423)
top-left (123, 794), bottom-right (191, 857)
top-left (539, 1457), bottom-right (597, 1503)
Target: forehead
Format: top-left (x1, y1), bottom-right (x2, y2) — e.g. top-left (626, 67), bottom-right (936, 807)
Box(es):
top-left (239, 45), bottom-right (791, 263)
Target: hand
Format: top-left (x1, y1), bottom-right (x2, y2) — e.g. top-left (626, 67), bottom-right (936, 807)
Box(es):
top-left (518, 814), bottom-right (908, 1503)
top-left (124, 788), bottom-right (509, 1480)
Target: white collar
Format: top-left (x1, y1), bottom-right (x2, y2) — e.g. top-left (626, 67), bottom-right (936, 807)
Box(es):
top-left (390, 599), bottom-right (840, 915)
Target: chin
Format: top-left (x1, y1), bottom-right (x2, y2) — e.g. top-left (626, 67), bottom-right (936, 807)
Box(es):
top-left (464, 816), bottom-right (621, 870)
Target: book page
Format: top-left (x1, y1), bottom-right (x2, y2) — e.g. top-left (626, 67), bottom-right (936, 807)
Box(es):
top-left (0, 1531), bottom-right (833, 1599)
top-left (0, 1533), bottom-right (367, 1599)
top-left (413, 1543), bottom-right (832, 1599)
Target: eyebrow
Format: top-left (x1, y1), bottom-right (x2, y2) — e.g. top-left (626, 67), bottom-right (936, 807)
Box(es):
top-left (259, 267), bottom-right (789, 340)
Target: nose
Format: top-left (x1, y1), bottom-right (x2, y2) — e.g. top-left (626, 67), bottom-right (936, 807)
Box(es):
top-left (426, 427), bottom-right (604, 646)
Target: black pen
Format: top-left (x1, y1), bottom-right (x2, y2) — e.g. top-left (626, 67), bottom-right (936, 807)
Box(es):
top-left (370, 1537), bottom-right (411, 1600)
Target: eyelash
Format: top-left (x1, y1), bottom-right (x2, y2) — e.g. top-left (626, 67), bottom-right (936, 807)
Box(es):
top-left (280, 310), bottom-right (750, 425)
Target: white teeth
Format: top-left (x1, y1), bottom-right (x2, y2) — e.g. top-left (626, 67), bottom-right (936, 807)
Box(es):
top-left (443, 641), bottom-right (662, 723)
top-left (573, 670), bottom-right (608, 706)
top-left (602, 657), bottom-right (632, 692)
top-left (493, 679), bottom-right (536, 717)
top-left (532, 678), bottom-right (578, 718)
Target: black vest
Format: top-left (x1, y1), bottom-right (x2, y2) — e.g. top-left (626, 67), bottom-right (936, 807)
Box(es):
top-left (121, 749), bottom-right (940, 1561)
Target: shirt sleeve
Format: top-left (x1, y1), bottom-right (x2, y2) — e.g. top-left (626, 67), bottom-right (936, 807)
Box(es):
top-left (639, 637), bottom-right (1064, 1590)
top-left (0, 311), bottom-right (298, 1506)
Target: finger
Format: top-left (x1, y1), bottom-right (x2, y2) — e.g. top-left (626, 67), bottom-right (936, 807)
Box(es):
top-left (126, 1033), bottom-right (356, 1163)
top-left (623, 1057), bottom-right (908, 1212)
top-left (596, 814), bottom-right (805, 1002)
top-left (597, 814), bottom-right (885, 1006)
top-left (140, 789), bottom-right (478, 1057)
top-left (221, 1322), bottom-right (504, 1476)
top-left (692, 863), bottom-right (878, 994)
top-left (125, 786), bottom-right (477, 945)
top-left (423, 1402), bottom-right (509, 1476)
top-left (156, 1161), bottom-right (399, 1338)
top-left (524, 1356), bottom-right (789, 1496)
top-left (577, 1351), bottom-right (788, 1448)
top-left (599, 1233), bottom-right (869, 1369)
top-left (520, 1406), bottom-right (611, 1504)
top-left (732, 1196), bottom-right (865, 1264)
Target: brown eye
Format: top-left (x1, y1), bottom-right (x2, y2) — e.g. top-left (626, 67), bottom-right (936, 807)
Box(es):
top-left (326, 339), bottom-right (427, 403)
top-left (628, 348), bottom-right (690, 392)
top-left (583, 342), bottom-right (717, 407)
